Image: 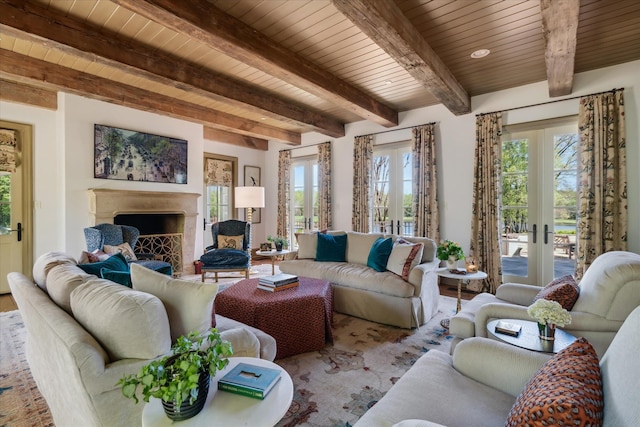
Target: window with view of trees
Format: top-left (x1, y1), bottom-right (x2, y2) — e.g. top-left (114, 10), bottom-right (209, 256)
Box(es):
top-left (291, 157), bottom-right (318, 237)
top-left (371, 144), bottom-right (413, 235)
top-left (0, 174), bottom-right (10, 230)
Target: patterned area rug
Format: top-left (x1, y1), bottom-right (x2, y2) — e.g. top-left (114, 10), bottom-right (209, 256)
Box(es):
top-left (0, 276), bottom-right (462, 427)
top-left (0, 311), bottom-right (54, 427)
top-left (274, 296), bottom-right (461, 427)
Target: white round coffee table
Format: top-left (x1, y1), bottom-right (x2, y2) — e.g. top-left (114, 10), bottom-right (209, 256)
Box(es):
top-left (256, 249), bottom-right (291, 275)
top-left (141, 357), bottom-right (293, 427)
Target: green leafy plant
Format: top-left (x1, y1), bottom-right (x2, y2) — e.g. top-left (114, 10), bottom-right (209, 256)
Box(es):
top-left (118, 329), bottom-right (232, 408)
top-left (436, 240), bottom-right (465, 261)
top-left (267, 235), bottom-right (289, 249)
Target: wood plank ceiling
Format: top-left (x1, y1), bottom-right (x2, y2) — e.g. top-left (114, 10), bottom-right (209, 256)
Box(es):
top-left (1, 0), bottom-right (639, 150)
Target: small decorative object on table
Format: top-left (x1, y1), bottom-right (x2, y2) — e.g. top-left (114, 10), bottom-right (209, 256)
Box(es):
top-left (527, 299), bottom-right (572, 341)
top-left (218, 362), bottom-right (282, 400)
top-left (267, 235), bottom-right (288, 252)
top-left (260, 242), bottom-right (271, 252)
top-left (118, 329), bottom-right (232, 421)
top-left (494, 320), bottom-right (522, 337)
top-left (465, 256), bottom-right (478, 273)
top-left (436, 240), bottom-right (465, 270)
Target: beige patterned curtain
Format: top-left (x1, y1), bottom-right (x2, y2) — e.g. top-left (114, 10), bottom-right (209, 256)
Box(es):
top-left (411, 124), bottom-right (439, 241)
top-left (353, 135), bottom-right (373, 232)
top-left (470, 113), bottom-right (503, 293)
top-left (317, 142), bottom-right (332, 230)
top-left (0, 128), bottom-right (17, 173)
top-left (576, 90), bottom-right (627, 279)
top-left (277, 150), bottom-right (291, 242)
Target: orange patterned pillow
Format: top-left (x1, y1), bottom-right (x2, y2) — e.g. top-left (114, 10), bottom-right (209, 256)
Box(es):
top-left (505, 337), bottom-right (603, 427)
top-left (532, 275), bottom-right (579, 310)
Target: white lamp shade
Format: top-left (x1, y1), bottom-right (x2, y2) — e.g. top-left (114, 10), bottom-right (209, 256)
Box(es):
top-left (235, 186), bottom-right (265, 208)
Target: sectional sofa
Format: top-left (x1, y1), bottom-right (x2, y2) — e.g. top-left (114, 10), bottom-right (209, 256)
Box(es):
top-left (279, 231), bottom-right (440, 328)
top-left (8, 251), bottom-right (276, 427)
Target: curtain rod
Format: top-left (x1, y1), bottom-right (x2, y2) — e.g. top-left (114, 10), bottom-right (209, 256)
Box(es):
top-left (280, 141), bottom-right (330, 152)
top-left (355, 122), bottom-right (436, 139)
top-left (477, 87), bottom-right (624, 117)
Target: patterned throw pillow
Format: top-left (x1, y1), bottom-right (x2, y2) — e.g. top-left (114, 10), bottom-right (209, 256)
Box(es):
top-left (103, 242), bottom-right (138, 262)
top-left (217, 234), bottom-right (244, 250)
top-left (505, 337), bottom-right (603, 427)
top-left (532, 274), bottom-right (580, 310)
top-left (386, 238), bottom-right (424, 281)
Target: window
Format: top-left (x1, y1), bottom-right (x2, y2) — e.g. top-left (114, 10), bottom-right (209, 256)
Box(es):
top-left (290, 157), bottom-right (318, 237)
top-left (371, 143), bottom-right (413, 235)
top-left (203, 155), bottom-right (237, 249)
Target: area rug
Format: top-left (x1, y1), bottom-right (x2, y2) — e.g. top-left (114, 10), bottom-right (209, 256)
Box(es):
top-left (275, 296), bottom-right (462, 427)
top-left (0, 293), bottom-right (462, 427)
top-left (0, 311), bottom-right (54, 427)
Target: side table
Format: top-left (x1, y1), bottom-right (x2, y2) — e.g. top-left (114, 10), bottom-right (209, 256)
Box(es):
top-left (256, 249), bottom-right (291, 275)
top-left (436, 267), bottom-right (487, 328)
top-left (141, 357), bottom-right (293, 427)
top-left (487, 319), bottom-right (577, 354)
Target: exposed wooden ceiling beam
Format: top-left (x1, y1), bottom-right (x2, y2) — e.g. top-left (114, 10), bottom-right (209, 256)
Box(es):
top-left (332, 0), bottom-right (470, 116)
top-left (0, 0), bottom-right (341, 138)
top-left (540, 0), bottom-right (580, 97)
top-left (0, 50), bottom-right (301, 145)
top-left (111, 0), bottom-right (398, 127)
top-left (203, 128), bottom-right (268, 151)
top-left (0, 79), bottom-right (57, 110)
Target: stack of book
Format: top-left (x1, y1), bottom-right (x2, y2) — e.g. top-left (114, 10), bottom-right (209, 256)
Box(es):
top-left (218, 362), bottom-right (282, 399)
top-left (257, 273), bottom-right (299, 292)
top-left (494, 320), bottom-right (522, 337)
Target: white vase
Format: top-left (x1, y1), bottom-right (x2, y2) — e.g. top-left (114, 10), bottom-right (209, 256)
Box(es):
top-left (446, 256), bottom-right (457, 270)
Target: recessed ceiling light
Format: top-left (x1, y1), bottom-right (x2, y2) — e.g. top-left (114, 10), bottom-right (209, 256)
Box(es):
top-left (384, 80), bottom-right (393, 85)
top-left (260, 117), bottom-right (266, 120)
top-left (470, 49), bottom-right (490, 59)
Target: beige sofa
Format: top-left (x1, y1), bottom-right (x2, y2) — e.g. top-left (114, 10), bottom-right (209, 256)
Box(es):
top-left (8, 252), bottom-right (277, 427)
top-left (279, 231), bottom-right (440, 328)
top-left (355, 305), bottom-right (640, 427)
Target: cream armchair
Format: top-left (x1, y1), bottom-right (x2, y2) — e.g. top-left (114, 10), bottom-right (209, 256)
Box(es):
top-left (449, 251), bottom-right (640, 357)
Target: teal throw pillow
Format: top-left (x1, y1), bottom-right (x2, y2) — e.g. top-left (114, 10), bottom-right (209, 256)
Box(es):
top-left (78, 252), bottom-right (129, 276)
top-left (100, 268), bottom-right (132, 287)
top-left (315, 233), bottom-right (347, 262)
top-left (367, 237), bottom-right (393, 272)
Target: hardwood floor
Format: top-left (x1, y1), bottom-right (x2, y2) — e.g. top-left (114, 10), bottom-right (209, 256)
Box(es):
top-left (0, 294), bottom-right (18, 312)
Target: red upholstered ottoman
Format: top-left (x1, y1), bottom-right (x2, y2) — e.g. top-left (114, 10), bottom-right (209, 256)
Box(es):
top-left (214, 277), bottom-right (333, 359)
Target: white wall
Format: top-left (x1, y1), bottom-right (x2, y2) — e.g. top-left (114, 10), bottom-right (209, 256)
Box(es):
top-left (265, 60), bottom-right (640, 254)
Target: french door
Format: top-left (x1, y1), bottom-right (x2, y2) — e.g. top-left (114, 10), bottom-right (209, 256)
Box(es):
top-left (501, 121), bottom-right (578, 285)
top-left (371, 144), bottom-right (413, 235)
top-left (290, 157), bottom-right (318, 239)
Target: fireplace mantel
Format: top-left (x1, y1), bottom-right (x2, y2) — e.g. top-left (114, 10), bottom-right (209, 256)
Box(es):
top-left (87, 189), bottom-right (200, 273)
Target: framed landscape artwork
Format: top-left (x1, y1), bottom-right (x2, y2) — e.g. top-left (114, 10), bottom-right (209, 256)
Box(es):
top-left (94, 124), bottom-right (188, 184)
top-left (244, 165), bottom-right (261, 223)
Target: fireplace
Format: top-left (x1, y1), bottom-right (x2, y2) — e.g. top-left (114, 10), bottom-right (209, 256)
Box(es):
top-left (88, 189), bottom-right (200, 274)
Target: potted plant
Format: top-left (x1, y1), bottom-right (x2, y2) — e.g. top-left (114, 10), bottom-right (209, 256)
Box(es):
top-left (436, 240), bottom-right (465, 270)
top-left (267, 235), bottom-right (289, 251)
top-left (118, 329), bottom-right (232, 421)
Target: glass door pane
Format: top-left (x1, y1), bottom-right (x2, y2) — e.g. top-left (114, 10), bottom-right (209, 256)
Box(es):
top-left (372, 153), bottom-right (391, 233)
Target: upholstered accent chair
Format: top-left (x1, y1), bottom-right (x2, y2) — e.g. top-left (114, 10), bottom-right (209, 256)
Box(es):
top-left (200, 220), bottom-right (251, 282)
top-left (84, 223), bottom-right (173, 274)
top-left (449, 251), bottom-right (640, 357)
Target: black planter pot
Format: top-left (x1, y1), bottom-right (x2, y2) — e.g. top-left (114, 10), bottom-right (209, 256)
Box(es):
top-left (275, 243), bottom-right (283, 251)
top-left (161, 370), bottom-right (210, 421)
top-left (160, 354), bottom-right (211, 421)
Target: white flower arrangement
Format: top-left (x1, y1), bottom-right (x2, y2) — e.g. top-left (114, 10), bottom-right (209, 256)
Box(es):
top-left (527, 299), bottom-right (572, 327)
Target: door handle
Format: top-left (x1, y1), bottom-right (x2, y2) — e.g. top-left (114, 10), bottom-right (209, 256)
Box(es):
top-left (544, 224), bottom-right (553, 244)
top-left (530, 224), bottom-right (537, 244)
top-left (5, 222), bottom-right (22, 241)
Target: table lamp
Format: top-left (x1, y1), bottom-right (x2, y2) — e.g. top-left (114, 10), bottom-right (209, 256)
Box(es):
top-left (235, 186), bottom-right (265, 269)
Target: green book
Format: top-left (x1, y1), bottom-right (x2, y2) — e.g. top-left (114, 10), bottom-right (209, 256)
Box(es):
top-left (217, 362), bottom-right (281, 400)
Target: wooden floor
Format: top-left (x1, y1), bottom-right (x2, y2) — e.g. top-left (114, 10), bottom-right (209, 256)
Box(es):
top-left (0, 294), bottom-right (18, 312)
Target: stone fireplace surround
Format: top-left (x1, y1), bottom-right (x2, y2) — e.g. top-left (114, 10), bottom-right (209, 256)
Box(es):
top-left (87, 189), bottom-right (200, 274)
